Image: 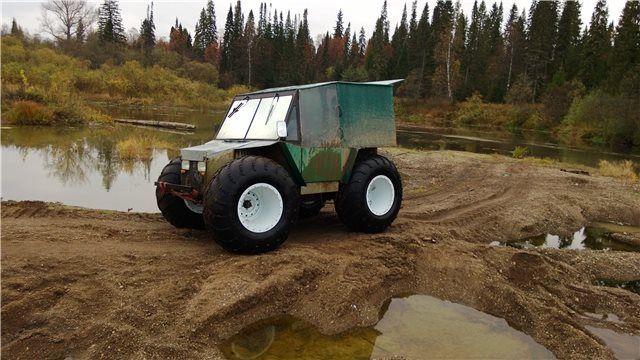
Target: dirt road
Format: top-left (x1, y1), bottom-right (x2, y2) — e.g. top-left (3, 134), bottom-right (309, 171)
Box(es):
top-left (2, 150), bottom-right (639, 359)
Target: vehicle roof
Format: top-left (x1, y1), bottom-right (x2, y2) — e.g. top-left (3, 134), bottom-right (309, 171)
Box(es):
top-left (243, 79), bottom-right (404, 96)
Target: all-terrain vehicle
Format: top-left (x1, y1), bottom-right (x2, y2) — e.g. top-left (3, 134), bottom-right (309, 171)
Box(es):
top-left (155, 80), bottom-right (403, 253)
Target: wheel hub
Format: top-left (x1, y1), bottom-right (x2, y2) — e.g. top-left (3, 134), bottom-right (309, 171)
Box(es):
top-left (366, 175), bottom-right (395, 216)
top-left (237, 183), bottom-right (283, 233)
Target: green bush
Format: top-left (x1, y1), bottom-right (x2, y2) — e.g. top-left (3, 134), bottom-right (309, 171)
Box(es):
top-left (561, 90), bottom-right (640, 146)
top-left (455, 93), bottom-right (486, 125)
top-left (542, 79), bottom-right (585, 125)
top-left (511, 146), bottom-right (529, 159)
top-left (178, 61), bottom-right (219, 85)
top-left (454, 94), bottom-right (545, 130)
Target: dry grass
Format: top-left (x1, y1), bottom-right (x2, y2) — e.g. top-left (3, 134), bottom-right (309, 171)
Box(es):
top-left (116, 135), bottom-right (173, 161)
top-left (3, 100), bottom-right (54, 125)
top-left (598, 160), bottom-right (639, 182)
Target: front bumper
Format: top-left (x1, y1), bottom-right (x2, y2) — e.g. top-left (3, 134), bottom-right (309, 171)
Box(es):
top-left (155, 181), bottom-right (200, 202)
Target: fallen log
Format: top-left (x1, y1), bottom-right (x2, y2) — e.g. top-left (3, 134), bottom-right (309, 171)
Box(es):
top-left (114, 118), bottom-right (196, 130)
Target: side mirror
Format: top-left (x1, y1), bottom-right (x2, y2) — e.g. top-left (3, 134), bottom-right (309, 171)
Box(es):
top-left (276, 121), bottom-right (288, 138)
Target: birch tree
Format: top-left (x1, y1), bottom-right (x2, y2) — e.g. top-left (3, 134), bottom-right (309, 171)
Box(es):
top-left (41, 0), bottom-right (96, 44)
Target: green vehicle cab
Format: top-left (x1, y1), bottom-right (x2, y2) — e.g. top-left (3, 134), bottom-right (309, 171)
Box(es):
top-left (155, 80), bottom-right (403, 253)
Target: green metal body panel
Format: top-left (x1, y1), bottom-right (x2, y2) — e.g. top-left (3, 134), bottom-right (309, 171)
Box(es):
top-left (336, 83), bottom-right (396, 147)
top-left (283, 143), bottom-right (357, 184)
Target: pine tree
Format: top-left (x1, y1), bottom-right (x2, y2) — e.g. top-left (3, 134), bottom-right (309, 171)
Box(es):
top-left (555, 0), bottom-right (582, 80)
top-left (193, 1), bottom-right (218, 61)
top-left (349, 32), bottom-right (360, 66)
top-left (504, 6), bottom-right (526, 93)
top-left (230, 0), bottom-right (247, 83)
top-left (526, 0), bottom-right (559, 100)
top-left (193, 9), bottom-right (209, 59)
top-left (295, 9), bottom-right (314, 84)
top-left (244, 10), bottom-right (256, 85)
top-left (358, 27), bottom-right (367, 57)
top-left (580, 0), bottom-right (611, 88)
top-left (461, 0), bottom-right (487, 98)
top-left (139, 2), bottom-right (155, 66)
top-left (220, 5), bottom-right (234, 76)
top-left (365, 1), bottom-right (391, 80)
top-left (403, 1), bottom-right (432, 98)
top-left (98, 0), bottom-right (126, 43)
top-left (10, 18), bottom-right (24, 38)
top-left (334, 9), bottom-right (344, 38)
top-left (252, 3), bottom-right (274, 87)
top-left (431, 0), bottom-right (457, 100)
top-left (609, 0), bottom-right (640, 94)
top-left (390, 4), bottom-right (410, 78)
top-left (76, 20), bottom-right (85, 42)
top-left (483, 2), bottom-right (505, 101)
top-left (205, 0), bottom-right (217, 44)
top-left (452, 10), bottom-right (467, 100)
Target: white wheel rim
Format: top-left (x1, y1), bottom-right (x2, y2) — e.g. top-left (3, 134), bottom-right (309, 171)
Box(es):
top-left (184, 200), bottom-right (204, 214)
top-left (237, 183), bottom-right (283, 233)
top-left (366, 175), bottom-right (395, 216)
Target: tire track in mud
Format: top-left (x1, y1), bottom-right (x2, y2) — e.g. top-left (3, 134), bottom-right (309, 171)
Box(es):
top-left (402, 182), bottom-right (526, 228)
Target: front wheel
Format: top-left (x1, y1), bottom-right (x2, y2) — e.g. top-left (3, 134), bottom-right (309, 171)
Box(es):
top-left (203, 156), bottom-right (300, 254)
top-left (156, 157), bottom-right (205, 229)
top-left (335, 155), bottom-right (402, 232)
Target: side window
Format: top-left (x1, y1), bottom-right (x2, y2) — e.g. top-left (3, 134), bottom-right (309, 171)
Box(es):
top-left (286, 104), bottom-right (299, 141)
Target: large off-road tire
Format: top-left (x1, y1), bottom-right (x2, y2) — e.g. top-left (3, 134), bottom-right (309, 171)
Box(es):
top-left (299, 196), bottom-right (326, 218)
top-left (156, 158), bottom-right (205, 229)
top-left (335, 154), bottom-right (402, 232)
top-left (203, 156), bottom-right (300, 254)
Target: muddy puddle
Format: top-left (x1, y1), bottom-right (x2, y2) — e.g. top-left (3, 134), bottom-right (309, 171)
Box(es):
top-left (584, 326), bottom-right (640, 360)
top-left (491, 225), bottom-right (640, 252)
top-left (221, 295), bottom-right (554, 359)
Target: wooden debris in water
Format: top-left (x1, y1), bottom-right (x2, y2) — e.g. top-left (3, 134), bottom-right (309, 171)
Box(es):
top-left (114, 118), bottom-right (195, 130)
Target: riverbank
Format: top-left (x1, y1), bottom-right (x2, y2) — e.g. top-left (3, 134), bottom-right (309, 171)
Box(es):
top-left (2, 150), bottom-right (639, 358)
top-left (0, 35), bottom-right (245, 126)
top-left (396, 95), bottom-right (640, 149)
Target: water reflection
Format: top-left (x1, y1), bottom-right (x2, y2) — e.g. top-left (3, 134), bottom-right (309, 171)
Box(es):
top-left (1, 126), bottom-right (177, 212)
top-left (498, 226), bottom-right (640, 252)
top-left (221, 295), bottom-right (554, 359)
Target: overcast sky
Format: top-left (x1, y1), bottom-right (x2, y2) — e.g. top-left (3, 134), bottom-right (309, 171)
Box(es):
top-left (1, 0), bottom-right (628, 43)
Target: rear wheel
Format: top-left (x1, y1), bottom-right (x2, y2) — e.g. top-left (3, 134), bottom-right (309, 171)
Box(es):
top-left (156, 158), bottom-right (205, 229)
top-left (203, 156), bottom-right (299, 254)
top-left (335, 154), bottom-right (402, 232)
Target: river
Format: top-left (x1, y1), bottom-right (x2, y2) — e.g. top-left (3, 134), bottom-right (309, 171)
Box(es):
top-left (2, 105), bottom-right (638, 212)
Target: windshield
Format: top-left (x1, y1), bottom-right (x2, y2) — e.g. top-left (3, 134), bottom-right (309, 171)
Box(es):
top-left (216, 95), bottom-right (293, 140)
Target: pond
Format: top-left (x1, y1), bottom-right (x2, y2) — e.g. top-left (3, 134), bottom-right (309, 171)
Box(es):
top-left (221, 294), bottom-right (554, 359)
top-left (2, 105), bottom-right (639, 212)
